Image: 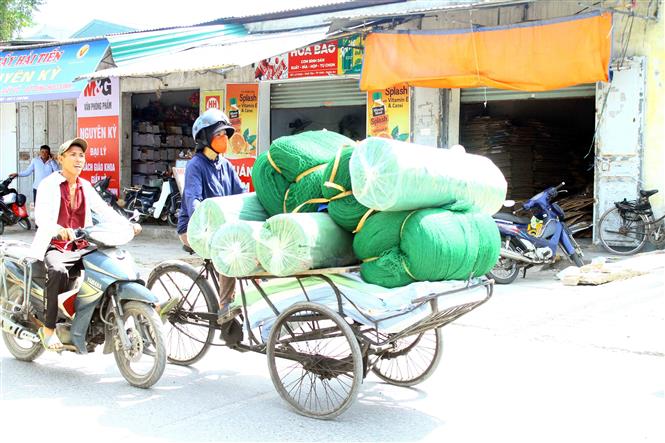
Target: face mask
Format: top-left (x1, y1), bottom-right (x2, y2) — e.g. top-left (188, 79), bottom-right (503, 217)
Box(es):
top-left (210, 132), bottom-right (228, 154)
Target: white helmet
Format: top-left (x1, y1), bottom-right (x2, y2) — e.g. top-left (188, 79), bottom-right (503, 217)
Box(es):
top-left (192, 109), bottom-right (234, 141)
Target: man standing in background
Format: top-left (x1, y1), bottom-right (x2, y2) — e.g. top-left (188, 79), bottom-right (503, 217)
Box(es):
top-left (10, 144), bottom-right (60, 203)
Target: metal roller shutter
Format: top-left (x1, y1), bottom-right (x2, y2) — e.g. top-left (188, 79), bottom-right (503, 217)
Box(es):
top-left (460, 84), bottom-right (596, 103)
top-left (270, 78), bottom-right (366, 109)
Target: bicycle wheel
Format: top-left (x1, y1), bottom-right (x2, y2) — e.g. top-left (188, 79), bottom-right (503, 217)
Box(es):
top-left (372, 328), bottom-right (443, 387)
top-left (599, 207), bottom-right (648, 255)
top-left (267, 302), bottom-right (363, 420)
top-left (147, 260), bottom-right (218, 366)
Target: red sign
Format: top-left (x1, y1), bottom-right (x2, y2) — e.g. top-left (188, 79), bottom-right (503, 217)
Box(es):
top-left (77, 115), bottom-right (121, 195)
top-left (229, 157), bottom-right (256, 192)
top-left (205, 95), bottom-right (221, 110)
top-left (288, 41), bottom-right (338, 78)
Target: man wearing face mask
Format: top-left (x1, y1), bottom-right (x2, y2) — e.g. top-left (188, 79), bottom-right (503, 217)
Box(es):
top-left (175, 109), bottom-right (245, 324)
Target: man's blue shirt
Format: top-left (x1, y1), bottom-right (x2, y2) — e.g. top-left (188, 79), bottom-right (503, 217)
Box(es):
top-left (177, 151), bottom-right (245, 234)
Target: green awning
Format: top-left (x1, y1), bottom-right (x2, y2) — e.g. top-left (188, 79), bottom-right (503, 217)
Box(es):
top-left (107, 24), bottom-right (247, 65)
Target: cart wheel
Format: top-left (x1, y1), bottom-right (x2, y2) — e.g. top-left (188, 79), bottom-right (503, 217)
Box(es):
top-left (147, 260), bottom-right (218, 366)
top-left (372, 328), bottom-right (443, 387)
top-left (267, 302), bottom-right (363, 420)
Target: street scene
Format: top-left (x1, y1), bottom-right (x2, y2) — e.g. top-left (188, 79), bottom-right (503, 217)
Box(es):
top-left (1, 0), bottom-right (664, 442)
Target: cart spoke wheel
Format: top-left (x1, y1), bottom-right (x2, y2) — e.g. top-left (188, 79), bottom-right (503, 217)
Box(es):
top-left (267, 302), bottom-right (363, 420)
top-left (147, 261), bottom-right (218, 366)
top-left (371, 328), bottom-right (443, 387)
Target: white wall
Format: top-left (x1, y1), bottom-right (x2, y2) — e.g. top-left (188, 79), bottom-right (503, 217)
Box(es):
top-left (0, 103), bottom-right (17, 179)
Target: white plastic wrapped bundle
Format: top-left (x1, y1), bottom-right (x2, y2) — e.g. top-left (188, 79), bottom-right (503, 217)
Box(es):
top-left (209, 221), bottom-right (264, 277)
top-left (187, 193), bottom-right (268, 258)
top-left (349, 138), bottom-right (507, 214)
top-left (256, 213), bottom-right (357, 276)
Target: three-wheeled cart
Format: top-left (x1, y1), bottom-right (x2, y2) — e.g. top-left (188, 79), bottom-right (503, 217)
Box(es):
top-left (148, 258), bottom-right (493, 419)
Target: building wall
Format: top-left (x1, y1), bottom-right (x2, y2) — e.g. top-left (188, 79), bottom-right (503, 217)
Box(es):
top-left (0, 103), bottom-right (17, 179)
top-left (413, 1), bottom-right (663, 213)
top-left (619, 3), bottom-right (665, 213)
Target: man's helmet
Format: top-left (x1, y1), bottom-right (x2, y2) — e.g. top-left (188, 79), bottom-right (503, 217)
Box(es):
top-left (192, 109), bottom-right (235, 143)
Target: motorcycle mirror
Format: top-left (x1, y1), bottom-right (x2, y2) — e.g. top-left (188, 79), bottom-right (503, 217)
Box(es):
top-left (503, 200), bottom-right (516, 208)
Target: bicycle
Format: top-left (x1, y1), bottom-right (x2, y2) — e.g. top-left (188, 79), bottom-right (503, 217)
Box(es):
top-left (598, 189), bottom-right (665, 255)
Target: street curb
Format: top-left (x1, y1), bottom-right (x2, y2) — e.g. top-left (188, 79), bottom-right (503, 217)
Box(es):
top-left (140, 224), bottom-right (179, 240)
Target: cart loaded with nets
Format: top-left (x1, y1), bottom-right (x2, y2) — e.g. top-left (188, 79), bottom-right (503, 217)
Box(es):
top-left (148, 259), bottom-right (493, 419)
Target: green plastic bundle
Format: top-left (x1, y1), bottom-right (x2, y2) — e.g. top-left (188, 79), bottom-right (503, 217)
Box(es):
top-left (253, 130), bottom-right (355, 216)
top-left (353, 208), bottom-right (500, 288)
top-left (187, 193), bottom-right (269, 258)
top-left (349, 138), bottom-right (507, 214)
top-left (256, 212), bottom-right (357, 276)
top-left (321, 146), bottom-right (374, 232)
top-left (209, 221), bottom-right (264, 277)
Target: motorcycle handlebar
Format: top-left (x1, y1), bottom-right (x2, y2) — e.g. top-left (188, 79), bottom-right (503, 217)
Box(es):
top-left (554, 182), bottom-right (566, 191)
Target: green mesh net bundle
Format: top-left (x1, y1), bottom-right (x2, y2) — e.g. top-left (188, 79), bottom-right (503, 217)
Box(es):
top-left (321, 146), bottom-right (374, 232)
top-left (349, 138), bottom-right (507, 214)
top-left (353, 208), bottom-right (501, 288)
top-left (187, 193), bottom-right (269, 259)
top-left (209, 221), bottom-right (264, 277)
top-left (256, 212), bottom-right (357, 276)
top-left (252, 130), bottom-right (355, 216)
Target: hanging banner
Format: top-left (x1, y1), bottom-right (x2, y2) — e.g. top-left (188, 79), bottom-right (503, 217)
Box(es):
top-left (77, 77), bottom-right (121, 195)
top-left (225, 83), bottom-right (259, 192)
top-left (366, 83), bottom-right (411, 140)
top-left (0, 39), bottom-right (109, 103)
top-left (200, 90), bottom-right (224, 113)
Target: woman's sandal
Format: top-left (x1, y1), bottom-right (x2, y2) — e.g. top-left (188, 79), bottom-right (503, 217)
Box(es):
top-left (37, 327), bottom-right (64, 352)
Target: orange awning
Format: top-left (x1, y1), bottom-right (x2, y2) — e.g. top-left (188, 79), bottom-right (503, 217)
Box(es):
top-left (360, 11), bottom-right (612, 91)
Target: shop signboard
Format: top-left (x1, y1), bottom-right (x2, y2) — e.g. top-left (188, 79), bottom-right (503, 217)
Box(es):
top-left (337, 34), bottom-right (364, 75)
top-left (77, 77), bottom-right (121, 195)
top-left (255, 36), bottom-right (364, 81)
top-left (200, 90), bottom-right (225, 113)
top-left (366, 83), bottom-right (411, 140)
top-left (0, 40), bottom-right (109, 103)
top-left (225, 83), bottom-right (259, 192)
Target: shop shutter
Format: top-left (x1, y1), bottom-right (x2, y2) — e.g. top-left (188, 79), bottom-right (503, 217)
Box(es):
top-left (460, 84), bottom-right (596, 103)
top-left (270, 78), bottom-right (366, 109)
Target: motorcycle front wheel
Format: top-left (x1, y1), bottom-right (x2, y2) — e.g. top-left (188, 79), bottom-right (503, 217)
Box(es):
top-left (18, 217), bottom-right (31, 230)
top-left (112, 301), bottom-right (166, 389)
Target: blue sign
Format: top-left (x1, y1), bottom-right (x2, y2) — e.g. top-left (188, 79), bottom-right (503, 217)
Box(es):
top-left (0, 39), bottom-right (108, 103)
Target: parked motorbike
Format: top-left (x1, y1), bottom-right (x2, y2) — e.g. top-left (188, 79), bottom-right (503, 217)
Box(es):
top-left (0, 223), bottom-right (166, 388)
top-left (488, 182), bottom-right (584, 284)
top-left (121, 170), bottom-right (180, 226)
top-left (93, 176), bottom-right (125, 217)
top-left (0, 175), bottom-right (31, 234)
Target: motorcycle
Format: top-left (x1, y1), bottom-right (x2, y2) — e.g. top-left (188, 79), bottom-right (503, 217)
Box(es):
top-left (488, 182), bottom-right (584, 284)
top-left (0, 175), bottom-right (31, 234)
top-left (0, 223), bottom-right (166, 388)
top-left (93, 176), bottom-right (125, 217)
top-left (121, 170), bottom-right (180, 226)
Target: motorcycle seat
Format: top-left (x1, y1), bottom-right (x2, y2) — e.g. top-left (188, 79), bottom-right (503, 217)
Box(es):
top-left (640, 189), bottom-right (658, 198)
top-left (492, 212), bottom-right (531, 225)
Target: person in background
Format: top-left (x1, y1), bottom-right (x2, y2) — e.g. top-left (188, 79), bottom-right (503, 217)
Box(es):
top-left (30, 138), bottom-right (141, 351)
top-left (168, 109), bottom-right (245, 325)
top-left (10, 144), bottom-right (60, 204)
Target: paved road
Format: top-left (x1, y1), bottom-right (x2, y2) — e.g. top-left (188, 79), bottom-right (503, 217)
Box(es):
top-left (1, 226), bottom-right (663, 442)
